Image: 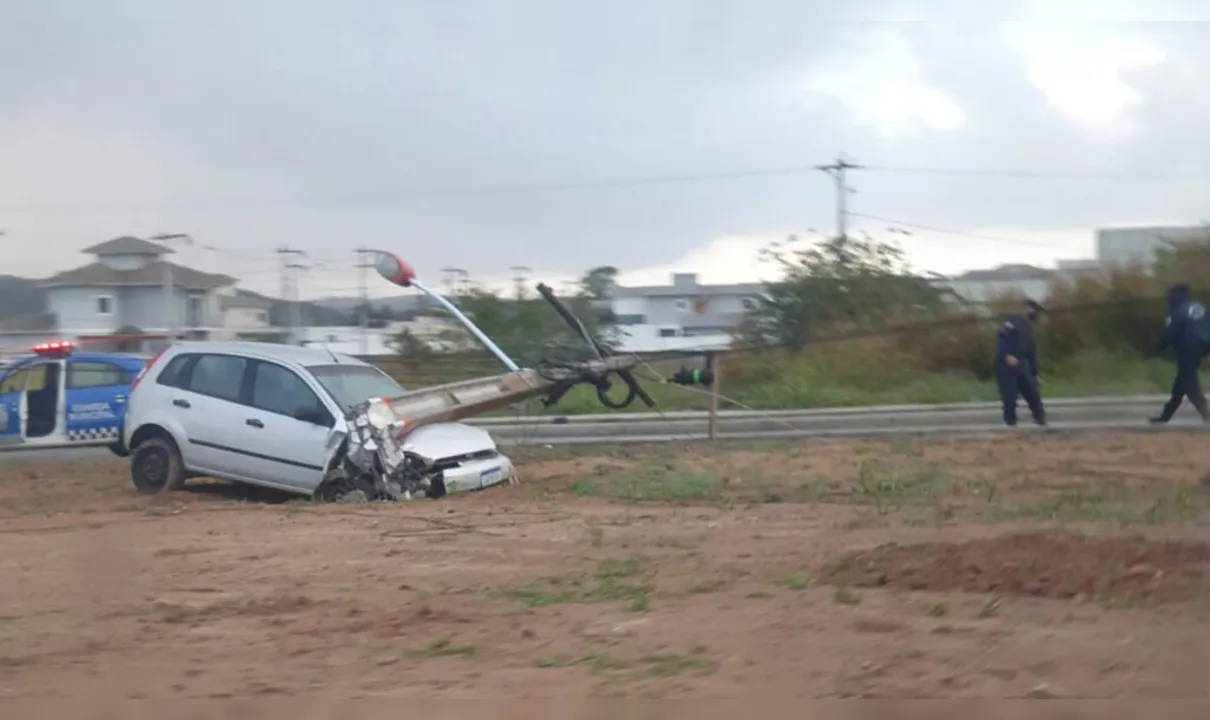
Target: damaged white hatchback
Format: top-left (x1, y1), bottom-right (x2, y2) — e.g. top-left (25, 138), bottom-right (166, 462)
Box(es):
top-left (121, 341), bottom-right (514, 501)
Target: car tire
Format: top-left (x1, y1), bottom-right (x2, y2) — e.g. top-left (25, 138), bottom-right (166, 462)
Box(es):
top-left (107, 441), bottom-right (130, 458)
top-left (130, 437), bottom-right (186, 494)
top-left (315, 467), bottom-right (377, 503)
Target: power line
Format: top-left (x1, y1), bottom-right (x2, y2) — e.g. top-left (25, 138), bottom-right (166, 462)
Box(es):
top-left (860, 165), bottom-right (1210, 181)
top-left (3, 163), bottom-right (1209, 213)
top-left (848, 212), bottom-right (1072, 249)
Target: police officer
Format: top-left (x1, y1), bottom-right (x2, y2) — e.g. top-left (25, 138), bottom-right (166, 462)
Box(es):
top-left (995, 299), bottom-right (1047, 427)
top-left (1150, 283), bottom-right (1210, 424)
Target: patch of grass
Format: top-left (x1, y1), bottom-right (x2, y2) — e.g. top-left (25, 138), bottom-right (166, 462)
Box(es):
top-left (539, 648), bottom-right (716, 678)
top-left (783, 573), bottom-right (809, 591)
top-left (978, 595), bottom-right (1002, 618)
top-left (500, 574), bottom-right (580, 607)
top-left (569, 461), bottom-right (722, 502)
top-left (641, 651), bottom-right (717, 677)
top-left (411, 636), bottom-right (478, 659)
top-left (595, 556), bottom-right (641, 579)
top-left (833, 585), bottom-right (862, 605)
top-left (991, 481), bottom-right (1210, 527)
top-left (499, 555), bottom-right (653, 612)
top-left (584, 653), bottom-right (632, 673)
top-left (851, 458), bottom-right (993, 515)
top-left (746, 590), bottom-right (773, 599)
top-left (687, 579), bottom-right (727, 594)
top-left (927, 601), bottom-right (949, 617)
top-left (534, 655), bottom-right (573, 668)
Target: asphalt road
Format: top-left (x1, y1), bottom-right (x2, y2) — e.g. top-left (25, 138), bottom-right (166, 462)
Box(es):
top-left (1, 394), bottom-right (1203, 463)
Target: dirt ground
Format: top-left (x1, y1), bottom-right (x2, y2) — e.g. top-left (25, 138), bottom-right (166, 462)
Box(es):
top-left (2, 431), bottom-right (1210, 699)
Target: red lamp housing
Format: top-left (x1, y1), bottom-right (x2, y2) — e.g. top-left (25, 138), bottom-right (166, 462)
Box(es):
top-left (373, 250), bottom-right (416, 288)
top-left (31, 340), bottom-right (74, 358)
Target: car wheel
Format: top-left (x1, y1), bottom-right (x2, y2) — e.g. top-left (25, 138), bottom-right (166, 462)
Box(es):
top-left (130, 437), bottom-right (186, 494)
top-left (315, 467), bottom-right (377, 503)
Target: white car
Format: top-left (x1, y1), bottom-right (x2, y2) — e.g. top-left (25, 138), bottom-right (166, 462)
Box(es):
top-left (121, 341), bottom-right (514, 500)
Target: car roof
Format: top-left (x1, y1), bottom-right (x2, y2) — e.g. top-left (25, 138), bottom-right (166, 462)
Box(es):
top-left (0, 352), bottom-right (147, 374)
top-left (165, 340), bottom-right (372, 368)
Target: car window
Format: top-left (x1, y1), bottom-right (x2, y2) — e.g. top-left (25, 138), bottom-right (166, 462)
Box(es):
top-left (307, 364), bottom-right (404, 409)
top-left (186, 354), bottom-right (247, 402)
top-left (67, 361), bottom-right (130, 389)
top-left (155, 354), bottom-right (195, 389)
top-left (251, 362), bottom-right (323, 417)
top-left (0, 368), bottom-right (29, 394)
top-left (23, 364), bottom-right (48, 392)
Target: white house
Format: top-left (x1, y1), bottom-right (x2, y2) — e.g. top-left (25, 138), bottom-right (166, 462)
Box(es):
top-left (604, 273), bottom-right (763, 352)
top-left (0, 236), bottom-right (273, 351)
top-left (935, 264), bottom-right (1054, 308)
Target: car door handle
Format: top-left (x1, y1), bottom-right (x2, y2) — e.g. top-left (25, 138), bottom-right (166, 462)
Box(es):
top-left (173, 399), bottom-right (191, 409)
top-left (246, 418), bottom-right (264, 428)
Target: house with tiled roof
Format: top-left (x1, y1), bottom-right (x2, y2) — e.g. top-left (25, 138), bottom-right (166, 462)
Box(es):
top-left (600, 273), bottom-right (764, 352)
top-left (0, 236), bottom-right (272, 350)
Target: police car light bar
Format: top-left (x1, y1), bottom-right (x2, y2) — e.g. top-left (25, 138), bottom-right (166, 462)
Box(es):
top-left (31, 340), bottom-right (74, 357)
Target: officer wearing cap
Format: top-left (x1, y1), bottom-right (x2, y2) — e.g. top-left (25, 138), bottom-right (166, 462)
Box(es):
top-left (1150, 283), bottom-right (1210, 424)
top-left (995, 299), bottom-right (1048, 427)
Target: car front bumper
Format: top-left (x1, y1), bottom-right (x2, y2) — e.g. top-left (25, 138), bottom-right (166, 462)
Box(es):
top-left (439, 453), bottom-right (515, 494)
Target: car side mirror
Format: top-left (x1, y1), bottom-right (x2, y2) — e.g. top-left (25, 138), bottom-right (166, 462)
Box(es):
top-left (295, 406), bottom-right (333, 427)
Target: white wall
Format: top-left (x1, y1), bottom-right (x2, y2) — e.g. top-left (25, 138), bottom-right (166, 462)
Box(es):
top-left (97, 253), bottom-right (153, 271)
top-left (297, 326), bottom-right (397, 356)
top-left (613, 324), bottom-right (734, 353)
top-left (46, 287), bottom-right (119, 333)
top-left (611, 297), bottom-right (648, 318)
top-left (223, 306), bottom-right (270, 330)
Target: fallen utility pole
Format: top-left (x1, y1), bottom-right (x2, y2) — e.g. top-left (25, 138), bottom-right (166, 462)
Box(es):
top-left (327, 252), bottom-right (657, 500)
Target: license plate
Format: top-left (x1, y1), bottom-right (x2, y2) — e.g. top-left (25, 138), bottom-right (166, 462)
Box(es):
top-left (479, 466), bottom-right (504, 488)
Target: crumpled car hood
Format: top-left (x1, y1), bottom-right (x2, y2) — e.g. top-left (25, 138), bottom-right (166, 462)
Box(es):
top-left (401, 422), bottom-right (497, 461)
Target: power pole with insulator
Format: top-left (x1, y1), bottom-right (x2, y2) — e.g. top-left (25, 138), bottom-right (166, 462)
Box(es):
top-left (814, 155), bottom-right (862, 240)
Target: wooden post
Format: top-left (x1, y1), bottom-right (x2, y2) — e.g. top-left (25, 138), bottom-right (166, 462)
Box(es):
top-left (707, 352), bottom-right (722, 442)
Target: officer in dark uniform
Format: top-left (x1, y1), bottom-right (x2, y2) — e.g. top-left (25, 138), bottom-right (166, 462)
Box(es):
top-left (1150, 283), bottom-right (1210, 424)
top-left (995, 299), bottom-right (1047, 427)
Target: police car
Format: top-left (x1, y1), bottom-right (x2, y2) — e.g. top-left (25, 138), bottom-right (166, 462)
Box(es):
top-left (0, 341), bottom-right (148, 455)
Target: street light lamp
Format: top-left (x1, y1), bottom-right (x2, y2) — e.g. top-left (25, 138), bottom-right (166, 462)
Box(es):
top-left (149, 233), bottom-right (194, 341)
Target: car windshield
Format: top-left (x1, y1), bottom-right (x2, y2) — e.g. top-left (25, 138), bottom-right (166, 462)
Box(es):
top-left (308, 364), bottom-right (405, 409)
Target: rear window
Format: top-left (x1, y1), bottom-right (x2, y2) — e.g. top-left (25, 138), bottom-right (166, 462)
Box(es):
top-left (307, 365), bottom-right (403, 410)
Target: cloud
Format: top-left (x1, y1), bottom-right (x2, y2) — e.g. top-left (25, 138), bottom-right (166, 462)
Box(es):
top-left (1003, 22), bottom-right (1165, 139)
top-left (3, 2), bottom-right (1210, 301)
top-left (802, 24), bottom-right (966, 139)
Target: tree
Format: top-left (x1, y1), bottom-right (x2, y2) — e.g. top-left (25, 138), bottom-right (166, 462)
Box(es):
top-left (740, 232), bottom-right (951, 349)
top-left (418, 277), bottom-right (619, 364)
top-left (580, 265), bottom-right (619, 299)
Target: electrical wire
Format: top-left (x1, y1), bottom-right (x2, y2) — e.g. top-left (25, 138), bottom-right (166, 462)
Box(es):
top-left (848, 212), bottom-right (1083, 249)
top-left (3, 163), bottom-right (1209, 213)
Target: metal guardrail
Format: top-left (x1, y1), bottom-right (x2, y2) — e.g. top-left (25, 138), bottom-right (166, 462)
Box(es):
top-left (465, 394), bottom-right (1169, 425)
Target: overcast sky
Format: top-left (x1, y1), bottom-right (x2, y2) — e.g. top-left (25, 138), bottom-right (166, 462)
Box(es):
top-left (3, 2), bottom-right (1210, 299)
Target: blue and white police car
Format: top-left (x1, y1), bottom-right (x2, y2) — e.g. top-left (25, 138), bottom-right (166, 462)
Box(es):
top-left (0, 340), bottom-right (148, 455)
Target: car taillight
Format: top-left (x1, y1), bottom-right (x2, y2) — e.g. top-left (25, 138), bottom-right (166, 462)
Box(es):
top-left (130, 347), bottom-right (168, 393)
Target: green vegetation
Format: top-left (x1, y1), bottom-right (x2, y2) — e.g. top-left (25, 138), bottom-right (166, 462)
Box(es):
top-left (532, 648), bottom-right (716, 678)
top-left (379, 232), bottom-right (1210, 413)
top-left (499, 556), bottom-right (652, 613)
top-left (409, 636), bottom-right (479, 659)
top-left (517, 439), bottom-right (1210, 528)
